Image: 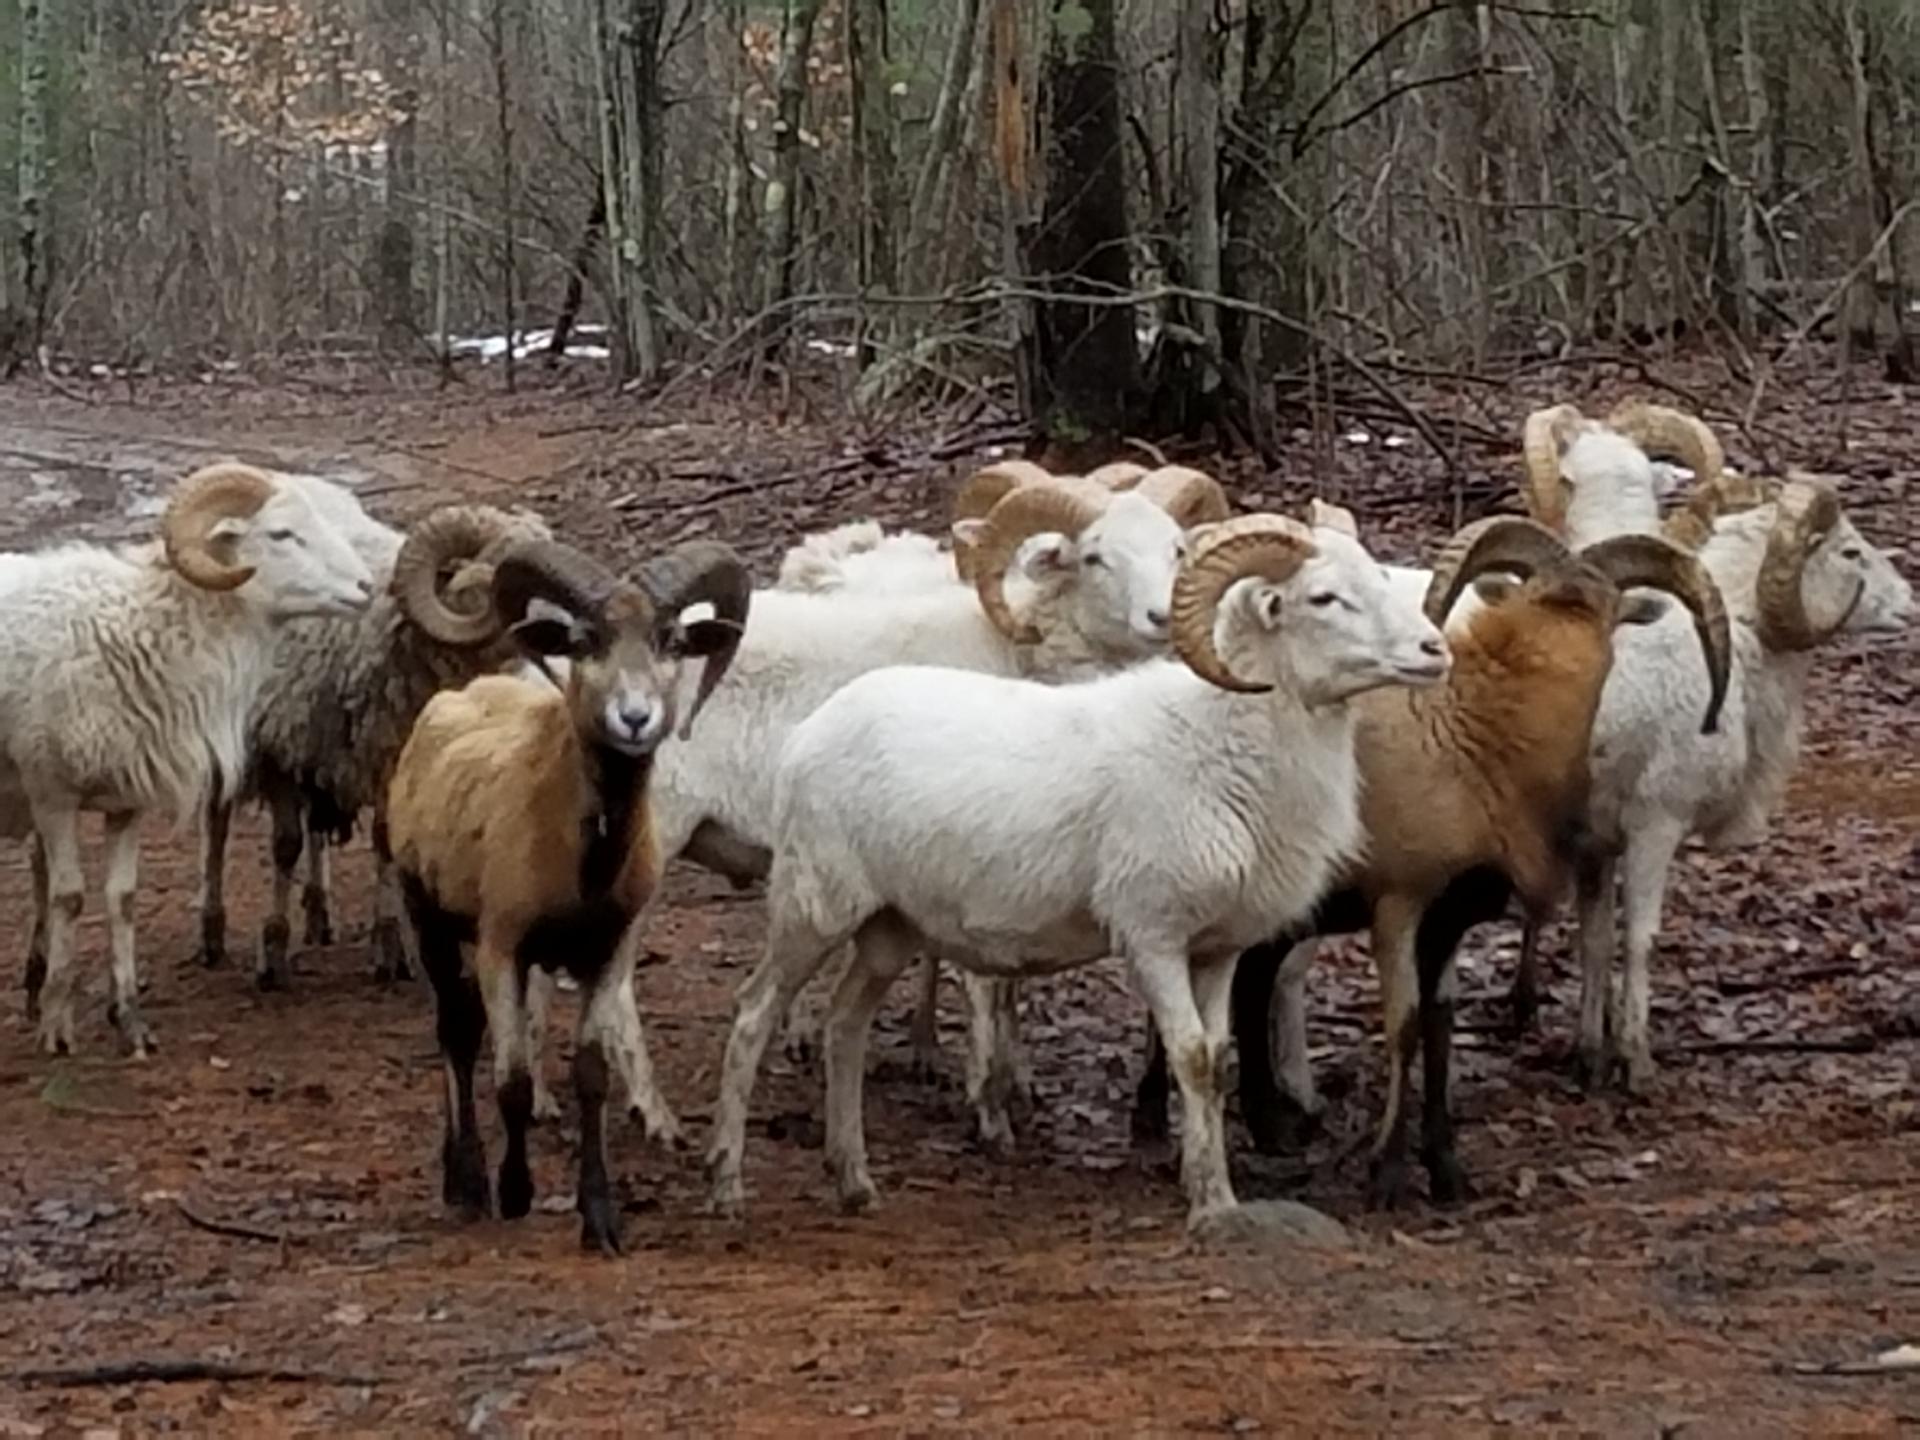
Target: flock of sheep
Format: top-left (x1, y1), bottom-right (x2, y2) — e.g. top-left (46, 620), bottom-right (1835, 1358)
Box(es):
top-left (0, 401), bottom-right (1908, 1256)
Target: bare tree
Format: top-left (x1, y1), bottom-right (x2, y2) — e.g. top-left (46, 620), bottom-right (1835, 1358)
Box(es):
top-left (10, 0), bottom-right (52, 367)
top-left (761, 0), bottom-right (825, 357)
top-left (594, 0), bottom-right (666, 381)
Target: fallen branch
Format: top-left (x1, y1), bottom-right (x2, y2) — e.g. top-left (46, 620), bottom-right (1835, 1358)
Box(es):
top-left (1682, 1035), bottom-right (1876, 1057)
top-left (176, 1196), bottom-right (294, 1246)
top-left (12, 1359), bottom-right (380, 1388)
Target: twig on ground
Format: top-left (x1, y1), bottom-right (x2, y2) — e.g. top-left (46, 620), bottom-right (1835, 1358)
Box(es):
top-left (176, 1196), bottom-right (295, 1246)
top-left (1681, 1035), bottom-right (1876, 1057)
top-left (12, 1359), bottom-right (381, 1388)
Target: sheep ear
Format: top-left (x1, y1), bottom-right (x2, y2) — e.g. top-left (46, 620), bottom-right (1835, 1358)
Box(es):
top-left (673, 617), bottom-right (743, 658)
top-left (1016, 534), bottom-right (1074, 579)
top-left (1616, 592), bottom-right (1672, 626)
top-left (950, 518), bottom-right (989, 548)
top-left (1250, 585), bottom-right (1286, 629)
top-left (1471, 574), bottom-right (1519, 606)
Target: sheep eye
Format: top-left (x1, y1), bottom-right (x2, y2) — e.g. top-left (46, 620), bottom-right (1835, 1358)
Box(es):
top-left (1309, 592), bottom-right (1339, 608)
top-left (1842, 546), bottom-right (1862, 561)
top-left (1082, 553), bottom-right (1106, 569)
top-left (268, 527), bottom-right (297, 542)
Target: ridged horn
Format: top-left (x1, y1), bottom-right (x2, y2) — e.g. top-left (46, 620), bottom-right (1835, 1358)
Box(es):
top-left (393, 506), bottom-right (515, 646)
top-left (162, 463), bottom-right (276, 591)
top-left (970, 478), bottom-right (1110, 643)
top-left (953, 460), bottom-right (1057, 581)
top-left (491, 540), bottom-right (626, 642)
top-left (1606, 402), bottom-right (1725, 489)
top-left (1421, 516), bottom-right (1572, 626)
top-left (1520, 404), bottom-right (1589, 531)
top-left (1756, 481), bottom-right (1849, 653)
top-left (1659, 469), bottom-right (1774, 548)
top-left (1084, 461), bottom-right (1151, 490)
top-left (639, 540), bottom-right (753, 735)
top-left (1580, 534), bottom-right (1732, 734)
top-left (1170, 515), bottom-right (1316, 693)
top-left (1133, 466), bottom-right (1232, 527)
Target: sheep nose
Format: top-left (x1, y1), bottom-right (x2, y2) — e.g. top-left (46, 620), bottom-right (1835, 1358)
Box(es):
top-left (617, 704), bottom-right (653, 738)
top-left (1145, 607), bottom-right (1169, 629)
top-left (355, 578), bottom-right (374, 601)
top-left (1421, 637), bottom-right (1446, 658)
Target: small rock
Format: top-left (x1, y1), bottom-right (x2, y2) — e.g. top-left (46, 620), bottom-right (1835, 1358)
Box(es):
top-left (328, 1303), bottom-right (369, 1327)
top-left (1193, 1200), bottom-right (1351, 1252)
top-left (1200, 1285), bottom-right (1233, 1303)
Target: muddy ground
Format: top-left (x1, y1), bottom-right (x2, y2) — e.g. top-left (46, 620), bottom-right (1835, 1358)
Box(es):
top-left (0, 365), bottom-right (1915, 1436)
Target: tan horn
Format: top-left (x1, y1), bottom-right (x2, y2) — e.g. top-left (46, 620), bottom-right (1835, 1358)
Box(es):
top-left (1421, 516), bottom-right (1572, 626)
top-left (970, 478), bottom-right (1109, 642)
top-left (1755, 480), bottom-right (1845, 652)
top-left (1170, 515), bottom-right (1316, 693)
top-left (1580, 534), bottom-right (1732, 734)
top-left (392, 506), bottom-right (516, 647)
top-left (1606, 401), bottom-right (1725, 489)
top-left (1133, 466), bottom-right (1232, 527)
top-left (1084, 461), bottom-right (1151, 491)
top-left (1520, 404), bottom-right (1589, 531)
top-left (1306, 498), bottom-right (1359, 538)
top-left (952, 460), bottom-right (1057, 581)
top-left (162, 463), bottom-right (276, 591)
top-left (1659, 469), bottom-right (1774, 548)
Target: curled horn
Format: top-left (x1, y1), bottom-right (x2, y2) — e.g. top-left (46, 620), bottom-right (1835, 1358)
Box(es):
top-left (1660, 469), bottom-right (1774, 548)
top-left (393, 506), bottom-right (516, 646)
top-left (970, 478), bottom-right (1109, 643)
top-left (1421, 516), bottom-right (1572, 626)
top-left (1520, 404), bottom-right (1590, 531)
top-left (1170, 515), bottom-right (1316, 693)
top-left (1755, 480), bottom-right (1849, 653)
top-left (1084, 461), bottom-right (1151, 490)
top-left (1606, 402), bottom-right (1725, 491)
top-left (1580, 534), bottom-right (1732, 734)
top-left (162, 463), bottom-right (276, 591)
top-left (1133, 466), bottom-right (1232, 527)
top-left (952, 460), bottom-right (1056, 581)
top-left (490, 540), bottom-right (625, 646)
top-left (639, 540), bottom-right (753, 737)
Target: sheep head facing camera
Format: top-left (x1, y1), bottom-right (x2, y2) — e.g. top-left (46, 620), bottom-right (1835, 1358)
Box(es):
top-left (164, 462), bottom-right (376, 618)
top-left (959, 467), bottom-right (1230, 665)
top-left (389, 536), bottom-right (749, 1254)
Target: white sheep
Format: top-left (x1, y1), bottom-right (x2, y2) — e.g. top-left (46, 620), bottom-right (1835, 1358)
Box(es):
top-left (1554, 474), bottom-right (1912, 1089)
top-left (705, 514), bottom-right (1451, 1226)
top-left (194, 498), bottom-right (550, 989)
top-left (387, 537), bottom-right (749, 1254)
top-left (1520, 400), bottom-right (1722, 546)
top-left (5, 463), bottom-right (375, 1056)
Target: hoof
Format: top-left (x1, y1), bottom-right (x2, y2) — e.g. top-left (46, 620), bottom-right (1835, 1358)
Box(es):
top-left (531, 1086), bottom-right (563, 1124)
top-left (199, 908), bottom-right (227, 969)
top-left (301, 887), bottom-right (333, 947)
top-left (833, 1165), bottom-right (878, 1215)
top-left (370, 919), bottom-right (409, 983)
top-left (1366, 1154), bottom-right (1412, 1212)
top-left (1245, 1096), bottom-right (1325, 1157)
top-left (115, 1011), bottom-right (157, 1061)
top-left (705, 1161), bottom-right (746, 1220)
top-left (579, 1192), bottom-right (623, 1256)
top-left (497, 1160), bottom-right (534, 1221)
top-left (631, 1107), bottom-right (688, 1151)
top-left (1425, 1150), bottom-right (1474, 1207)
top-left (443, 1136), bottom-right (491, 1218)
top-left (1572, 1041), bottom-right (1610, 1093)
top-left (257, 918), bottom-right (292, 992)
top-left (970, 1107), bottom-right (1016, 1161)
top-left (781, 1031), bottom-right (820, 1068)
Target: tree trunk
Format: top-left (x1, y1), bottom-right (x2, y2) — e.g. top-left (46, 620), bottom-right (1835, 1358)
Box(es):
top-left (549, 188), bottom-right (606, 362)
top-left (375, 0), bottom-right (422, 349)
top-left (595, 0), bottom-right (666, 382)
top-left (1735, 0), bottom-right (1771, 334)
top-left (8, 0), bottom-right (52, 367)
top-left (906, 0), bottom-right (984, 294)
top-left (720, 0), bottom-right (753, 318)
top-left (490, 0), bottom-right (518, 393)
top-left (1176, 0), bottom-right (1222, 402)
top-left (1023, 0), bottom-right (1139, 457)
top-left (761, 0), bottom-right (825, 359)
top-left (848, 0), bottom-right (896, 367)
top-left (1840, 0), bottom-right (1913, 378)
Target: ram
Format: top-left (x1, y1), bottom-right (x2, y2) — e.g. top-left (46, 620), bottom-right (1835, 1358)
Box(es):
top-left (705, 513), bottom-right (1449, 1226)
top-left (5, 463), bottom-right (374, 1056)
top-left (1520, 400), bottom-right (1724, 547)
top-left (195, 498), bottom-right (549, 989)
top-left (386, 538), bottom-right (748, 1254)
top-left (1528, 473), bottom-right (1912, 1089)
top-left (1131, 515), bottom-right (1729, 1203)
top-left (577, 467), bottom-right (1228, 1140)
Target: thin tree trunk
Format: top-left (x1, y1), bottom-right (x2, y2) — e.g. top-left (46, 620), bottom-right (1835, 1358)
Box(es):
top-left (1177, 0), bottom-right (1222, 396)
top-left (375, 0), bottom-right (422, 349)
top-left (720, 0), bottom-right (752, 318)
top-left (13, 0), bottom-right (51, 361)
top-left (595, 0), bottom-right (666, 381)
top-left (761, 0), bottom-right (825, 359)
top-left (907, 0), bottom-right (984, 294)
top-left (490, 0), bottom-right (518, 392)
top-left (1735, 0), bottom-right (1770, 334)
top-left (848, 0), bottom-right (897, 367)
top-left (432, 0), bottom-right (453, 381)
top-left (549, 188), bottom-right (606, 361)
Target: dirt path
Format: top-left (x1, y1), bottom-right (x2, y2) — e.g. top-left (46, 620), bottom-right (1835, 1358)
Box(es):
top-left (0, 380), bottom-right (1915, 1436)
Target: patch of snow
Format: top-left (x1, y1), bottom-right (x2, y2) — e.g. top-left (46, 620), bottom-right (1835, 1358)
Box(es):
top-left (1344, 430), bottom-right (1373, 446)
top-left (447, 325), bottom-right (611, 363)
top-left (805, 338), bottom-right (857, 360)
top-left (1383, 434), bottom-right (1411, 450)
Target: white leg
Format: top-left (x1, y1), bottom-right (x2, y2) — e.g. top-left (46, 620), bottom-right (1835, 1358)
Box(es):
top-left (257, 782), bottom-right (303, 989)
top-left (1366, 897), bottom-right (1424, 1210)
top-left (1574, 856), bottom-right (1616, 1088)
top-left (708, 901), bottom-right (848, 1218)
top-left (524, 967), bottom-right (561, 1122)
top-left (1616, 817), bottom-right (1686, 1093)
top-left (960, 970), bottom-right (1021, 1153)
top-left (30, 800), bottom-right (85, 1056)
top-left (476, 937), bottom-right (537, 1220)
top-left (610, 962), bottom-right (685, 1147)
top-left (102, 811), bottom-right (153, 1058)
top-left (780, 941), bottom-right (849, 1065)
top-left (1272, 939), bottom-right (1324, 1117)
top-left (823, 915), bottom-right (917, 1212)
top-left (1129, 940), bottom-right (1237, 1222)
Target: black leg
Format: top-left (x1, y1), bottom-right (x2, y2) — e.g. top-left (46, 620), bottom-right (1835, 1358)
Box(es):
top-left (1365, 1011), bottom-right (1420, 1210)
top-left (301, 819), bottom-right (333, 946)
top-left (574, 1038), bottom-right (621, 1255)
top-left (24, 835), bottom-right (47, 1023)
top-left (410, 883), bottom-right (489, 1218)
top-left (1507, 918), bottom-right (1541, 1038)
top-left (1412, 885), bottom-right (1491, 1206)
top-left (199, 796), bottom-right (229, 969)
top-left (369, 817), bottom-right (410, 984)
top-left (496, 1069), bottom-right (535, 1221)
top-left (1232, 941), bottom-right (1322, 1155)
top-left (257, 787), bottom-right (303, 991)
top-left (1130, 1022), bottom-right (1171, 1146)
